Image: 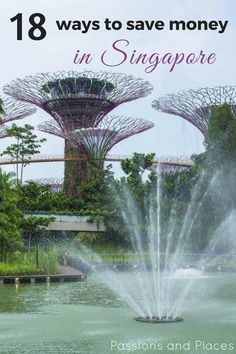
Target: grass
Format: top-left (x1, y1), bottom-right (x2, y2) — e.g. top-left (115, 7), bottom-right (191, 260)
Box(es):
top-left (0, 263), bottom-right (41, 276)
top-left (0, 247), bottom-right (59, 276)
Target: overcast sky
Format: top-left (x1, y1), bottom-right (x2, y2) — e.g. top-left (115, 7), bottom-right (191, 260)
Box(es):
top-left (0, 0), bottom-right (235, 180)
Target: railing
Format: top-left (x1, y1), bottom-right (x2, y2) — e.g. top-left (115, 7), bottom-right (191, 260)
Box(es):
top-left (76, 252), bottom-right (236, 266)
top-left (0, 154), bottom-right (193, 166)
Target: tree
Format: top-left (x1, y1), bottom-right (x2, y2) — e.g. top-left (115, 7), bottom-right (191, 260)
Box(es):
top-left (160, 164), bottom-right (202, 251)
top-left (0, 169), bottom-right (22, 261)
top-left (109, 153), bottom-right (157, 247)
top-left (205, 103), bottom-right (236, 170)
top-left (17, 182), bottom-right (81, 212)
top-left (159, 104), bottom-right (236, 252)
top-left (21, 216), bottom-right (55, 267)
top-left (1, 124), bottom-right (46, 182)
top-left (121, 152), bottom-right (155, 200)
top-left (203, 103), bottom-right (236, 222)
top-left (78, 163), bottom-right (116, 221)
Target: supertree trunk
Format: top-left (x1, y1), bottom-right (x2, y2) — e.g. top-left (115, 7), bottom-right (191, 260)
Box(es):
top-left (63, 141), bottom-right (88, 196)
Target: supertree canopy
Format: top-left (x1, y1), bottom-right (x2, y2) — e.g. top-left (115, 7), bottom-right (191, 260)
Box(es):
top-left (152, 86), bottom-right (236, 135)
top-left (3, 71), bottom-right (153, 196)
top-left (4, 71), bottom-right (153, 131)
top-left (0, 97), bottom-right (36, 138)
top-left (148, 156), bottom-right (192, 174)
top-left (158, 163), bottom-right (191, 174)
top-left (39, 115), bottom-right (154, 168)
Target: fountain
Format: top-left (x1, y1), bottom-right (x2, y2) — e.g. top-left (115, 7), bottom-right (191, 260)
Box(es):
top-left (134, 316), bottom-right (183, 323)
top-left (0, 167), bottom-right (235, 351)
top-left (77, 164), bottom-right (236, 325)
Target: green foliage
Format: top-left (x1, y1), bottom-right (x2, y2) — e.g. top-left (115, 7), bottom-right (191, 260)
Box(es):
top-left (18, 182), bottom-right (80, 212)
top-left (0, 263), bottom-right (40, 276)
top-left (1, 124), bottom-right (46, 182)
top-left (121, 152), bottom-right (155, 175)
top-left (74, 232), bottom-right (106, 247)
top-left (0, 169), bottom-right (22, 260)
top-left (160, 103), bottom-right (236, 252)
top-left (121, 152), bottom-right (155, 201)
top-left (21, 216), bottom-right (55, 231)
top-left (205, 103), bottom-right (236, 169)
top-left (1, 104), bottom-right (233, 256)
top-left (0, 97), bottom-right (4, 115)
top-left (205, 104), bottom-right (236, 209)
top-left (0, 248), bottom-right (59, 275)
top-left (38, 247), bottom-right (59, 274)
top-left (107, 153), bottom-right (157, 247)
top-left (161, 169), bottom-right (205, 251)
top-left (21, 216), bottom-right (55, 248)
top-left (77, 164), bottom-right (117, 221)
top-left (20, 215), bottom-right (56, 269)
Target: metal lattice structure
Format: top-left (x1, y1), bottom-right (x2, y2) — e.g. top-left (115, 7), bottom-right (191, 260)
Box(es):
top-left (4, 71), bottom-right (153, 131)
top-left (149, 164), bottom-right (190, 174)
top-left (158, 163), bottom-right (191, 174)
top-left (4, 71), bottom-right (153, 195)
top-left (0, 153), bottom-right (194, 166)
top-left (25, 178), bottom-right (63, 193)
top-left (149, 156), bottom-right (192, 174)
top-left (39, 115), bottom-right (154, 166)
top-left (0, 97), bottom-right (36, 138)
top-left (152, 86), bottom-right (236, 135)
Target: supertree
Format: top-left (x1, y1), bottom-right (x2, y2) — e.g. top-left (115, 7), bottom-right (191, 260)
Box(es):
top-left (4, 71), bottom-right (153, 195)
top-left (0, 97), bottom-right (36, 138)
top-left (152, 86), bottom-right (236, 135)
top-left (38, 115), bottom-right (154, 168)
top-left (158, 163), bottom-right (191, 174)
top-left (148, 156), bottom-right (192, 174)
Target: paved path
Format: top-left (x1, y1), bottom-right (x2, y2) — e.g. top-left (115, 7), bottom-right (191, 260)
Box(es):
top-left (59, 265), bottom-right (84, 276)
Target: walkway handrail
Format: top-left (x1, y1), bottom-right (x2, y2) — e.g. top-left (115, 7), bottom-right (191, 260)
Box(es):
top-left (0, 153), bottom-right (193, 166)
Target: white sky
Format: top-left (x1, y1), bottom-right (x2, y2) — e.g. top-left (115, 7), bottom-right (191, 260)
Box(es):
top-left (0, 0), bottom-right (235, 180)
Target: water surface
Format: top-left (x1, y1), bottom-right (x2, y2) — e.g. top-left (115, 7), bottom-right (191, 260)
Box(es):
top-left (0, 272), bottom-right (235, 353)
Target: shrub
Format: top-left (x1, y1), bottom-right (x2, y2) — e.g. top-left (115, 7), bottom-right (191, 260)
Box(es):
top-left (0, 247), bottom-right (59, 275)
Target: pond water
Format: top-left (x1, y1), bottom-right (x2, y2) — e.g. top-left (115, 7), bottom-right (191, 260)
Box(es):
top-left (0, 272), bottom-right (235, 353)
